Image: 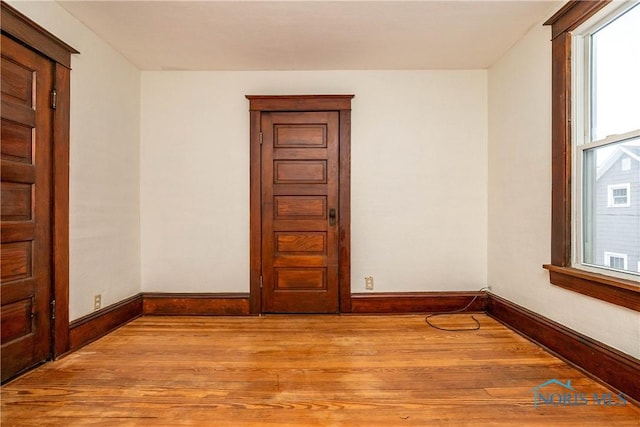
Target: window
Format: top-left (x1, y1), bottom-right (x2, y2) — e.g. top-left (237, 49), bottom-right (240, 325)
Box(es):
top-left (582, 4), bottom-right (640, 141)
top-left (607, 183), bottom-right (630, 207)
top-left (621, 157), bottom-right (631, 171)
top-left (604, 252), bottom-right (628, 270)
top-left (574, 3), bottom-right (640, 277)
top-left (544, 0), bottom-right (640, 312)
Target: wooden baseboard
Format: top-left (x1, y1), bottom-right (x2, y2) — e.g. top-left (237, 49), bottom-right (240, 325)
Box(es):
top-left (487, 293), bottom-right (640, 404)
top-left (142, 293), bottom-right (250, 315)
top-left (69, 294), bottom-right (143, 352)
top-left (67, 293), bottom-right (251, 351)
top-left (350, 291), bottom-right (488, 313)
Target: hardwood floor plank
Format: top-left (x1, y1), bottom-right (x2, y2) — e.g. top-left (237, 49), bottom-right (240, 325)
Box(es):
top-left (2, 315), bottom-right (639, 426)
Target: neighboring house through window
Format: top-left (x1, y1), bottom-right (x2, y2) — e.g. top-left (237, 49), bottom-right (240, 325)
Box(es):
top-left (604, 252), bottom-right (628, 270)
top-left (607, 183), bottom-right (630, 208)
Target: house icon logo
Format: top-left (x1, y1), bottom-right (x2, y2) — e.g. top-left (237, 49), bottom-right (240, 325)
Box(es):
top-left (534, 378), bottom-right (574, 391)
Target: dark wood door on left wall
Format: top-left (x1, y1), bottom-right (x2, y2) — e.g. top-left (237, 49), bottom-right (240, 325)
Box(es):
top-left (1, 34), bottom-right (55, 382)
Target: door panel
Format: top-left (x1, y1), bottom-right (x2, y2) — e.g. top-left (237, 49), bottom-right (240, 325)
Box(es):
top-left (275, 232), bottom-right (326, 253)
top-left (274, 125), bottom-right (326, 148)
top-left (274, 196), bottom-right (327, 219)
top-left (1, 241), bottom-right (32, 281)
top-left (262, 112), bottom-right (339, 313)
top-left (1, 34), bottom-right (53, 382)
top-left (1, 119), bottom-right (34, 163)
top-left (274, 160), bottom-right (327, 183)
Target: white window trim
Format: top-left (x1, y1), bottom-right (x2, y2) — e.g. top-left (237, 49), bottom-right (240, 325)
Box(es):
top-left (604, 251), bottom-right (628, 270)
top-left (607, 183), bottom-right (631, 207)
top-left (571, 1), bottom-right (640, 281)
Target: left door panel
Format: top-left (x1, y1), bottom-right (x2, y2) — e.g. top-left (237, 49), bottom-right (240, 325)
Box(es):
top-left (1, 34), bottom-right (54, 382)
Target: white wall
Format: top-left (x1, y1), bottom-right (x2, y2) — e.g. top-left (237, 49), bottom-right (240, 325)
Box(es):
top-left (141, 71), bottom-right (488, 293)
top-left (488, 23), bottom-right (640, 358)
top-left (7, 0), bottom-right (637, 360)
top-left (8, 1), bottom-right (142, 321)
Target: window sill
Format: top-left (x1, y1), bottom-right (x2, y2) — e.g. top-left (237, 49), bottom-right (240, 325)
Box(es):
top-left (543, 265), bottom-right (640, 312)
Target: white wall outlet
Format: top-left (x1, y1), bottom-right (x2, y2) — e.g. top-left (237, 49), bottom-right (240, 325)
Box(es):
top-left (93, 294), bottom-right (102, 311)
top-left (365, 276), bottom-right (374, 290)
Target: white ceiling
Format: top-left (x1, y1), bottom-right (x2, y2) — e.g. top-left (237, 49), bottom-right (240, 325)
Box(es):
top-left (57, 0), bottom-right (561, 71)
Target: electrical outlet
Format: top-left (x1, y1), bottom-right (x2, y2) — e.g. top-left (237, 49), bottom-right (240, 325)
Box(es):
top-left (93, 294), bottom-right (102, 311)
top-left (365, 276), bottom-right (374, 291)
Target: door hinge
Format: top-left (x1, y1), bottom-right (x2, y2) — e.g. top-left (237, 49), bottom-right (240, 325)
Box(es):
top-left (51, 300), bottom-right (56, 319)
top-left (260, 276), bottom-right (263, 288)
top-left (51, 89), bottom-right (57, 110)
top-left (259, 132), bottom-right (263, 145)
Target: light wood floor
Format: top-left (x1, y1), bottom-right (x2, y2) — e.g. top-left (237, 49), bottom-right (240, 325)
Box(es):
top-left (2, 314), bottom-right (638, 426)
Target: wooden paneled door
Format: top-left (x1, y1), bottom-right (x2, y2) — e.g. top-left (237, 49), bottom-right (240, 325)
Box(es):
top-left (262, 111), bottom-right (339, 313)
top-left (247, 96), bottom-right (354, 314)
top-left (1, 3), bottom-right (76, 382)
top-left (1, 34), bottom-right (54, 382)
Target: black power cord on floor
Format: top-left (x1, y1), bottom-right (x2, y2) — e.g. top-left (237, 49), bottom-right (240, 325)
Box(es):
top-left (425, 287), bottom-right (490, 332)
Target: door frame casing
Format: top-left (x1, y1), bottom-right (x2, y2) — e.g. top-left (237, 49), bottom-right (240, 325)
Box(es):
top-left (1, 2), bottom-right (77, 358)
top-left (246, 95), bottom-right (354, 314)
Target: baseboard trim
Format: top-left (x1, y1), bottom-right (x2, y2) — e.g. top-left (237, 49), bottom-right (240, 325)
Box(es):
top-left (350, 291), bottom-right (488, 313)
top-left (69, 294), bottom-right (143, 352)
top-left (487, 293), bottom-right (640, 404)
top-left (142, 293), bottom-right (251, 316)
top-left (67, 292), bottom-right (251, 351)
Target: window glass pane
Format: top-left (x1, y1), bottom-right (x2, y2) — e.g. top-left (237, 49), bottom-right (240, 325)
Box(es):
top-left (609, 256), bottom-right (625, 269)
top-left (590, 4), bottom-right (640, 141)
top-left (583, 136), bottom-right (640, 273)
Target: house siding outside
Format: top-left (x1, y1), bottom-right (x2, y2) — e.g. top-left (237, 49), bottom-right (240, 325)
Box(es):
top-left (592, 149), bottom-right (640, 273)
